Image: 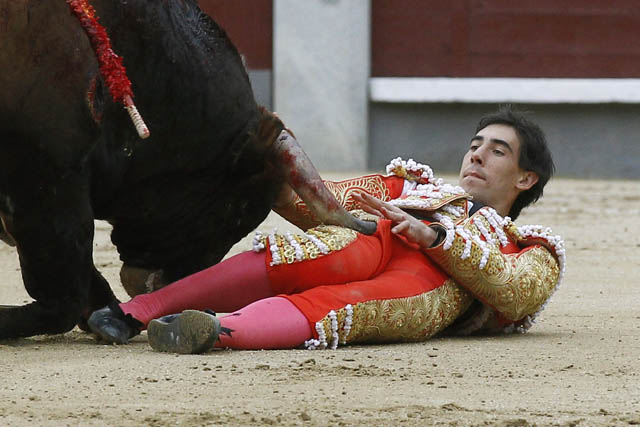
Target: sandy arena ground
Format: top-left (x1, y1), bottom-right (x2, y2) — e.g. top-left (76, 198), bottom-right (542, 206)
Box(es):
top-left (0, 175), bottom-right (639, 426)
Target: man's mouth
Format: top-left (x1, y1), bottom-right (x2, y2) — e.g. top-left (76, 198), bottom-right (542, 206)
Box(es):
top-left (464, 170), bottom-right (485, 181)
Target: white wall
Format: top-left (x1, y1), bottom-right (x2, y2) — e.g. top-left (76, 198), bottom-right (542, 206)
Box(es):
top-left (273, 0), bottom-right (370, 170)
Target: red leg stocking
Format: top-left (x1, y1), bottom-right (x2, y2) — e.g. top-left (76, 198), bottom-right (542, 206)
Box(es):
top-left (120, 251), bottom-right (273, 327)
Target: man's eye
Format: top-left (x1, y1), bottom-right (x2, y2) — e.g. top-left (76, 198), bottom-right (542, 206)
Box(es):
top-left (469, 145), bottom-right (479, 151)
top-left (493, 149), bottom-right (504, 156)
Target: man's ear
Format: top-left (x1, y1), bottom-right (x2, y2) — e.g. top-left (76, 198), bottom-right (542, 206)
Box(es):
top-left (516, 171), bottom-right (539, 191)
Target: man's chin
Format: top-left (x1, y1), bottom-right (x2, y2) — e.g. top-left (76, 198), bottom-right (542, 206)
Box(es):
top-left (460, 182), bottom-right (487, 202)
top-left (460, 177), bottom-right (481, 193)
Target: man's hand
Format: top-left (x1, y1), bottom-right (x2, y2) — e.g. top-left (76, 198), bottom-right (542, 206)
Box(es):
top-left (352, 192), bottom-right (439, 249)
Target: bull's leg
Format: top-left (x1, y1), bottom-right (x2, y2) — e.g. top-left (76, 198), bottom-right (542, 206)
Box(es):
top-left (269, 130), bottom-right (377, 235)
top-left (0, 214), bottom-right (16, 246)
top-left (77, 266), bottom-right (119, 332)
top-left (87, 266), bottom-right (118, 313)
top-left (0, 174), bottom-right (98, 339)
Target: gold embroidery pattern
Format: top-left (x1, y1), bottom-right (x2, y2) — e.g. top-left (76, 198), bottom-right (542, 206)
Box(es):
top-left (428, 231), bottom-right (560, 322)
top-left (325, 175), bottom-right (392, 209)
top-left (314, 280), bottom-right (473, 347)
top-left (292, 175), bottom-right (391, 222)
top-left (266, 225), bottom-right (358, 265)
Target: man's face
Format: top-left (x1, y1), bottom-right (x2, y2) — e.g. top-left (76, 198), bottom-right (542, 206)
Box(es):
top-left (458, 124), bottom-right (529, 214)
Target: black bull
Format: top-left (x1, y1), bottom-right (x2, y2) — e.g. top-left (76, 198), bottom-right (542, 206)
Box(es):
top-left (0, 0), bottom-right (374, 339)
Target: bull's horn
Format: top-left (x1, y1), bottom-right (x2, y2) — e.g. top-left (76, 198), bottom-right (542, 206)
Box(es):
top-left (271, 130), bottom-right (376, 235)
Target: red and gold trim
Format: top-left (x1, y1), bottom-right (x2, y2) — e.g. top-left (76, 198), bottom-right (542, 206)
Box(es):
top-left (274, 174), bottom-right (402, 230)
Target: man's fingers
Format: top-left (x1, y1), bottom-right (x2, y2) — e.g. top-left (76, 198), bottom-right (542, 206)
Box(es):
top-left (381, 206), bottom-right (409, 222)
top-left (380, 206), bottom-right (398, 219)
top-left (354, 191), bottom-right (383, 206)
top-left (357, 192), bottom-right (403, 214)
top-left (352, 192), bottom-right (384, 217)
top-left (378, 200), bottom-right (405, 215)
top-left (354, 192), bottom-right (436, 247)
top-left (359, 203), bottom-right (383, 217)
top-left (353, 192), bottom-right (383, 210)
top-left (391, 220), bottom-right (410, 234)
top-left (354, 191), bottom-right (408, 221)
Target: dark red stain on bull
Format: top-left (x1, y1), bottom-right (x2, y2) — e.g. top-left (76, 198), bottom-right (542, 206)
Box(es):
top-left (86, 76), bottom-right (103, 124)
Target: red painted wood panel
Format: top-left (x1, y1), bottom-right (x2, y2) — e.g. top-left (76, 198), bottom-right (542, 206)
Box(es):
top-left (372, 0), bottom-right (640, 77)
top-left (198, 0), bottom-right (272, 69)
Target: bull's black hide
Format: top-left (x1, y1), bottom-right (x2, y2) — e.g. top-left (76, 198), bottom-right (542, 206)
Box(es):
top-left (0, 0), bottom-right (284, 338)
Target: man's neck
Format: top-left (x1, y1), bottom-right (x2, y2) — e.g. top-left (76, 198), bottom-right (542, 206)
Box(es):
top-left (470, 200), bottom-right (510, 217)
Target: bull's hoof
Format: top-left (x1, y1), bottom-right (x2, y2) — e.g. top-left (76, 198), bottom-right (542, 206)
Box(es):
top-left (120, 265), bottom-right (169, 298)
top-left (77, 318), bottom-right (91, 333)
top-left (148, 310), bottom-right (221, 354)
top-left (88, 303), bottom-right (142, 345)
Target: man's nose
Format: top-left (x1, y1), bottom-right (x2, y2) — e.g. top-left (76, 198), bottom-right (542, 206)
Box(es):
top-left (470, 148), bottom-right (484, 165)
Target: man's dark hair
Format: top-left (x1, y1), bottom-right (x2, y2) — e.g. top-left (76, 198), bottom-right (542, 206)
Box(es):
top-left (475, 106), bottom-right (555, 220)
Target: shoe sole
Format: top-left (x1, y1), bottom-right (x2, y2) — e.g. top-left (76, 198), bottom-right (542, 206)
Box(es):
top-left (147, 310), bottom-right (220, 354)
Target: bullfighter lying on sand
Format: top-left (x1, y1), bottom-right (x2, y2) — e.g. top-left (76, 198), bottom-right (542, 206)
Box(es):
top-left (89, 107), bottom-right (565, 353)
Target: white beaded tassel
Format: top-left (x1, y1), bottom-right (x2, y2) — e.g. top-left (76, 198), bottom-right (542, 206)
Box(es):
top-left (252, 231), bottom-right (265, 252)
top-left (328, 311), bottom-right (339, 350)
top-left (385, 157), bottom-right (434, 182)
top-left (341, 305), bottom-right (353, 344)
top-left (268, 229), bottom-right (282, 266)
top-left (480, 208), bottom-right (510, 247)
top-left (304, 321), bottom-right (329, 350)
top-left (304, 232), bottom-right (330, 255)
top-left (285, 232), bottom-right (304, 262)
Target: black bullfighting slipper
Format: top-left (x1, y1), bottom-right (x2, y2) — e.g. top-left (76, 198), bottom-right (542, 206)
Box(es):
top-left (87, 302), bottom-right (143, 345)
top-left (147, 310), bottom-right (229, 354)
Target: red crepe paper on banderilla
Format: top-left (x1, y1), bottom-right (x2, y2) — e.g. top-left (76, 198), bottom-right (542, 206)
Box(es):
top-left (67, 0), bottom-right (150, 139)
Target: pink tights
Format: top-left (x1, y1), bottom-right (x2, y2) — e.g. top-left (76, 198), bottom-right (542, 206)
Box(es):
top-left (216, 296), bottom-right (311, 349)
top-left (119, 251), bottom-right (312, 349)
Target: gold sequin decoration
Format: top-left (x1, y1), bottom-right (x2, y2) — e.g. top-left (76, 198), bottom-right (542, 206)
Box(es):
top-left (316, 280), bottom-right (474, 345)
top-left (307, 225), bottom-right (358, 251)
top-left (269, 225), bottom-right (358, 265)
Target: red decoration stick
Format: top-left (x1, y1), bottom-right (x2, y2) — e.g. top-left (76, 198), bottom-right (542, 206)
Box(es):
top-left (67, 0), bottom-right (150, 139)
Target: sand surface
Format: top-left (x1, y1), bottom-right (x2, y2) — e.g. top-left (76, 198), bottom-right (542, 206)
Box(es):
top-left (0, 175), bottom-right (638, 426)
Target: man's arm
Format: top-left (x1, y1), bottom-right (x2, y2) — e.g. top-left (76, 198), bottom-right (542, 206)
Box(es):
top-left (355, 192), bottom-right (564, 326)
top-left (423, 208), bottom-right (563, 325)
